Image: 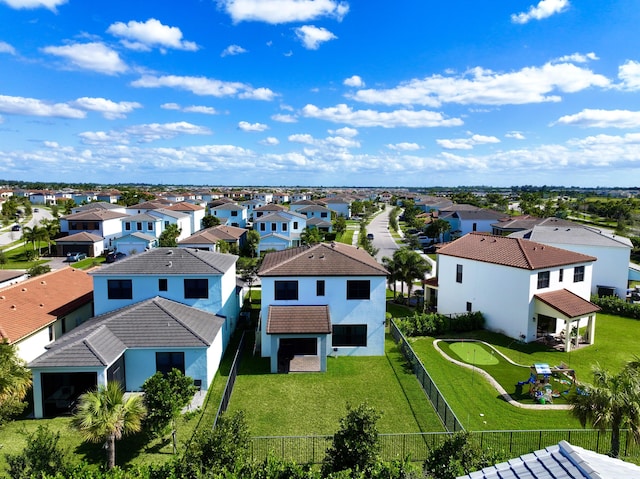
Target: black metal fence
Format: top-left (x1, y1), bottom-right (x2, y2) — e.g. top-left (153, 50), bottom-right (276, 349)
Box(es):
top-left (389, 319), bottom-right (464, 432)
top-left (249, 429), bottom-right (640, 464)
top-left (213, 330), bottom-right (246, 428)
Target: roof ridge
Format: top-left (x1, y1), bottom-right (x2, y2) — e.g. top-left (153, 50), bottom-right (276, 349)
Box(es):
top-left (259, 245), bottom-right (310, 274)
top-left (326, 243), bottom-right (388, 274)
top-left (83, 325), bottom-right (111, 366)
top-left (516, 237), bottom-right (534, 269)
top-left (153, 297), bottom-right (211, 346)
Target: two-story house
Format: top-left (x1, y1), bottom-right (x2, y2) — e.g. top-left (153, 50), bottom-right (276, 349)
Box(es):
top-left (210, 203), bottom-right (248, 228)
top-left (59, 208), bottom-right (129, 253)
top-left (166, 201), bottom-right (206, 234)
top-left (28, 248), bottom-right (240, 418)
top-left (178, 225), bottom-right (247, 252)
top-left (258, 242), bottom-right (388, 373)
top-left (254, 210), bottom-right (307, 253)
top-left (430, 233), bottom-right (599, 351)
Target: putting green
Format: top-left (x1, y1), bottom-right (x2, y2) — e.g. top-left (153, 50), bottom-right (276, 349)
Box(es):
top-left (449, 342), bottom-right (499, 366)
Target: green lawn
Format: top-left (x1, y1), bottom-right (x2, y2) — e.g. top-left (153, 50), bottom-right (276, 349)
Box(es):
top-left (406, 313), bottom-right (640, 431)
top-left (225, 333), bottom-right (444, 436)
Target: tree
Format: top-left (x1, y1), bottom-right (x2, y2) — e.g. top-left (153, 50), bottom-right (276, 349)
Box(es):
top-left (5, 425), bottom-right (70, 479)
top-left (0, 340), bottom-right (32, 425)
top-left (22, 225), bottom-right (47, 256)
top-left (425, 219), bottom-right (451, 244)
top-left (27, 264), bottom-right (51, 277)
top-left (244, 229), bottom-right (261, 258)
top-left (423, 431), bottom-right (505, 479)
top-left (381, 255), bottom-right (400, 299)
top-left (238, 258), bottom-right (261, 306)
top-left (301, 226), bottom-right (322, 245)
top-left (333, 215), bottom-right (347, 235)
top-left (201, 214), bottom-right (221, 229)
top-left (322, 402), bottom-right (381, 476)
top-left (40, 218), bottom-right (60, 255)
top-left (569, 360), bottom-right (640, 457)
top-left (71, 381), bottom-right (147, 469)
top-left (158, 224), bottom-right (181, 247)
top-left (388, 248), bottom-right (431, 299)
top-left (141, 369), bottom-right (196, 454)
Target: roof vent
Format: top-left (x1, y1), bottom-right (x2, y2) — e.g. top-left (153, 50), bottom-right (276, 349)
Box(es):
top-left (308, 254), bottom-right (314, 259)
top-left (167, 250), bottom-right (174, 255)
top-left (40, 303), bottom-right (44, 308)
top-left (40, 280), bottom-right (46, 285)
top-left (167, 261), bottom-right (172, 268)
top-left (21, 287), bottom-right (27, 292)
top-left (11, 305), bottom-right (16, 310)
top-left (320, 254), bottom-right (325, 259)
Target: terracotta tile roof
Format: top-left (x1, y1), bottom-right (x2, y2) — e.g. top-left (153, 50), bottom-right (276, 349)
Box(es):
top-left (166, 202), bottom-right (204, 211)
top-left (437, 232), bottom-right (596, 270)
top-left (259, 242), bottom-right (388, 277)
top-left (56, 232), bottom-right (104, 242)
top-left (179, 225), bottom-right (246, 244)
top-left (267, 305), bottom-right (331, 334)
top-left (0, 268), bottom-right (93, 343)
top-left (534, 289), bottom-right (600, 318)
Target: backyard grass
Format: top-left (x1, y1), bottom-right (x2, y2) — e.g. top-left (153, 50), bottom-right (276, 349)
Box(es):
top-left (225, 332), bottom-right (444, 436)
top-left (405, 313), bottom-right (640, 431)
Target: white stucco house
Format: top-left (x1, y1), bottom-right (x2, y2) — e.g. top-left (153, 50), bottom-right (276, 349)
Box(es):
top-left (167, 202), bottom-right (206, 234)
top-left (59, 209), bottom-right (129, 250)
top-left (210, 203), bottom-right (248, 228)
top-left (28, 248), bottom-right (241, 418)
top-left (429, 233), bottom-right (600, 350)
top-left (258, 242), bottom-right (388, 373)
top-left (149, 208), bottom-right (193, 241)
top-left (509, 225), bottom-right (632, 299)
top-left (254, 210), bottom-right (307, 253)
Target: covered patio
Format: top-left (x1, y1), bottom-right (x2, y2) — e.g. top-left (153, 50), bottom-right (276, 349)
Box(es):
top-left (534, 289), bottom-right (601, 352)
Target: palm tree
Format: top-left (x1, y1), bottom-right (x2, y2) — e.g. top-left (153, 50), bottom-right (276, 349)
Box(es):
top-left (0, 340), bottom-right (32, 425)
top-left (569, 360), bottom-right (640, 457)
top-left (301, 226), bottom-right (322, 245)
top-left (40, 218), bottom-right (59, 255)
top-left (388, 248), bottom-right (431, 299)
top-left (72, 381), bottom-right (147, 469)
top-left (381, 256), bottom-right (399, 299)
top-left (22, 225), bottom-right (48, 256)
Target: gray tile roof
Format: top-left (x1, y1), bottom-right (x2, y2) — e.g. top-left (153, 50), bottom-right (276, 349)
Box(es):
top-left (510, 225), bottom-right (633, 249)
top-left (29, 297), bottom-right (225, 368)
top-left (458, 440), bottom-right (640, 478)
top-left (124, 212), bottom-right (159, 221)
top-left (93, 247), bottom-right (237, 275)
top-left (150, 208), bottom-right (189, 220)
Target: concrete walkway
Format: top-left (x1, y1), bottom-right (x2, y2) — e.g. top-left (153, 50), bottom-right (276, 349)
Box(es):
top-left (433, 339), bottom-right (571, 410)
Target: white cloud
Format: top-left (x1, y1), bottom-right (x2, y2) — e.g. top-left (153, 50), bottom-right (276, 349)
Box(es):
top-left (260, 136), bottom-right (280, 145)
top-left (124, 121), bottom-right (211, 142)
top-left (107, 18), bottom-right (198, 52)
top-left (238, 121), bottom-right (268, 132)
top-left (42, 42), bottom-right (127, 75)
top-left (387, 142), bottom-right (421, 151)
top-left (289, 131), bottom-right (360, 149)
top-left (288, 133), bottom-right (315, 144)
top-left (437, 134), bottom-right (500, 150)
top-left (556, 109), bottom-right (640, 128)
top-left (351, 61), bottom-right (610, 107)
top-left (0, 41), bottom-right (16, 55)
top-left (343, 75), bottom-right (364, 87)
top-left (302, 103), bottom-right (463, 128)
top-left (328, 127), bottom-right (358, 137)
top-left (554, 52), bottom-right (598, 64)
top-left (271, 113), bottom-right (298, 123)
top-left (0, 0), bottom-right (66, 11)
top-left (78, 130), bottom-right (129, 145)
top-left (221, 44), bottom-right (248, 57)
top-left (511, 0), bottom-right (569, 24)
top-left (618, 60), bottom-right (640, 90)
top-left (161, 103), bottom-right (218, 114)
top-left (72, 97), bottom-right (142, 119)
top-left (505, 131), bottom-right (526, 140)
top-left (219, 0), bottom-right (349, 24)
top-left (131, 74), bottom-right (276, 100)
top-left (0, 94), bottom-right (85, 118)
top-left (160, 103), bottom-right (180, 110)
top-left (295, 25), bottom-right (337, 50)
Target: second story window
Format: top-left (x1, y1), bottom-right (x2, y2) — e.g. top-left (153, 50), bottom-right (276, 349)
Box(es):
top-left (184, 278), bottom-right (208, 299)
top-left (346, 280), bottom-right (370, 300)
top-left (260, 223), bottom-right (266, 231)
top-left (147, 222), bottom-right (153, 230)
top-left (137, 222), bottom-right (142, 230)
top-left (125, 222), bottom-right (131, 231)
top-left (537, 271), bottom-right (550, 289)
top-left (293, 221), bottom-right (299, 229)
top-left (231, 210), bottom-right (238, 216)
top-left (275, 280), bottom-right (298, 300)
top-left (559, 268), bottom-right (564, 282)
top-left (456, 264), bottom-right (463, 283)
top-left (282, 223), bottom-right (288, 232)
top-left (574, 265), bottom-right (585, 283)
top-left (159, 278), bottom-right (168, 291)
top-left (317, 280), bottom-right (325, 296)
top-left (271, 223), bottom-right (277, 232)
top-left (108, 279), bottom-right (133, 299)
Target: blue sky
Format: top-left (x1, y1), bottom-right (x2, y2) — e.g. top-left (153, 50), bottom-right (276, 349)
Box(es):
top-left (1, 0), bottom-right (639, 187)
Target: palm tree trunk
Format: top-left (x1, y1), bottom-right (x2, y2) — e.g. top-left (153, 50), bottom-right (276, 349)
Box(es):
top-left (108, 435), bottom-right (116, 469)
top-left (610, 416), bottom-right (621, 457)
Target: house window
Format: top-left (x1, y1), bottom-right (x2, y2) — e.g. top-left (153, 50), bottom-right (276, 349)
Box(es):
top-left (317, 280), bottom-right (325, 296)
top-left (559, 268), bottom-right (564, 282)
top-left (231, 210), bottom-right (238, 217)
top-left (537, 271), bottom-right (550, 289)
top-left (260, 223), bottom-right (266, 231)
top-left (466, 302), bottom-right (472, 312)
top-left (159, 278), bottom-right (168, 291)
top-left (108, 279), bottom-right (133, 299)
top-left (321, 212), bottom-right (328, 218)
top-left (271, 223), bottom-right (277, 232)
top-left (472, 223), bottom-right (477, 232)
top-left (293, 221), bottom-right (299, 229)
top-left (48, 325), bottom-right (54, 341)
top-left (184, 279), bottom-right (208, 299)
top-left (332, 325), bottom-right (367, 347)
top-left (346, 280), bottom-right (370, 300)
top-left (574, 266), bottom-right (585, 283)
top-left (164, 221), bottom-right (170, 228)
top-left (282, 223), bottom-right (288, 232)
top-left (456, 264), bottom-right (463, 283)
top-left (156, 352), bottom-right (185, 375)
top-left (147, 222), bottom-right (153, 230)
top-left (125, 222), bottom-right (131, 231)
top-left (275, 280), bottom-right (298, 300)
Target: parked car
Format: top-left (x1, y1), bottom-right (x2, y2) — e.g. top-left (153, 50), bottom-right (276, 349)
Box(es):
top-left (11, 224), bottom-right (20, 231)
top-left (366, 233), bottom-right (374, 240)
top-left (65, 252), bottom-right (87, 262)
top-left (33, 208), bottom-right (39, 212)
top-left (106, 252), bottom-right (127, 263)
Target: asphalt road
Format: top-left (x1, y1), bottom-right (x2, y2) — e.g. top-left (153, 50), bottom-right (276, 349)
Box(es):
top-left (367, 208), bottom-right (401, 262)
top-left (0, 208), bottom-right (55, 249)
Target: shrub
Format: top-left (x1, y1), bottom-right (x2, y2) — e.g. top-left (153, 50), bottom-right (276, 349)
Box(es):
top-left (591, 295), bottom-right (640, 320)
top-left (395, 311), bottom-right (484, 337)
top-left (5, 425), bottom-right (70, 479)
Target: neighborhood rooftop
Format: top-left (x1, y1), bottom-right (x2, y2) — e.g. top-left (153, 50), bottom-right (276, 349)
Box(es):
top-left (437, 232), bottom-right (597, 270)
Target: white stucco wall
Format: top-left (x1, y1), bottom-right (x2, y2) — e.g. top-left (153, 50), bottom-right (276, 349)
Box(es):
top-left (124, 348), bottom-right (209, 391)
top-left (260, 275), bottom-right (386, 357)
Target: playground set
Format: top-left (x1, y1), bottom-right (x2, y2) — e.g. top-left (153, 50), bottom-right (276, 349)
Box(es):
top-left (517, 363), bottom-right (576, 404)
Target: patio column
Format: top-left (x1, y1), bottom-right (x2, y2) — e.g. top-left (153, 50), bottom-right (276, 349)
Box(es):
top-left (564, 320), bottom-right (572, 352)
top-left (587, 314), bottom-right (596, 345)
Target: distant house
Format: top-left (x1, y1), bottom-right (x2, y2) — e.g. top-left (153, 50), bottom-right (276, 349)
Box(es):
top-left (0, 268), bottom-right (93, 363)
top-left (509, 225), bottom-right (633, 299)
top-left (122, 213), bottom-right (163, 239)
top-left (439, 205), bottom-right (505, 241)
top-left (179, 225), bottom-right (248, 252)
top-left (319, 197), bottom-right (351, 218)
top-left (258, 242), bottom-right (388, 373)
top-left (59, 209), bottom-right (129, 251)
top-left (430, 233), bottom-right (599, 349)
top-left (210, 203), bottom-right (248, 228)
top-left (29, 247), bottom-right (240, 418)
top-left (149, 208), bottom-right (192, 241)
top-left (112, 232), bottom-right (158, 256)
top-left (56, 232), bottom-right (106, 258)
top-left (254, 211), bottom-right (306, 253)
top-left (491, 216), bottom-right (576, 236)
top-left (289, 199), bottom-right (318, 213)
top-left (254, 203), bottom-right (286, 219)
top-left (166, 201), bottom-right (206, 235)
top-left (240, 199), bottom-right (265, 221)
